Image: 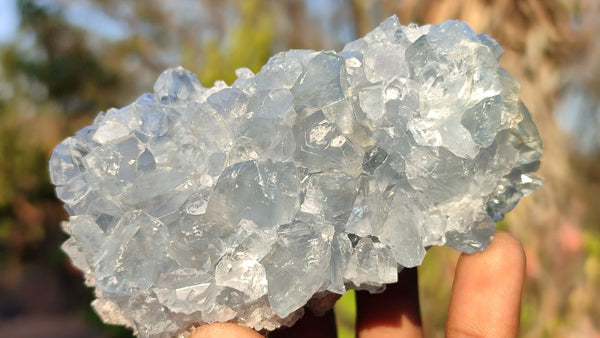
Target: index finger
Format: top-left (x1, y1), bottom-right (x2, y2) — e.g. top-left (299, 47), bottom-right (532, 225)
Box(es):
top-left (446, 231), bottom-right (526, 337)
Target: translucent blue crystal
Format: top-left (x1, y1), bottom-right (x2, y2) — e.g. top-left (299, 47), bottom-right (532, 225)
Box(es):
top-left (50, 15), bottom-right (542, 337)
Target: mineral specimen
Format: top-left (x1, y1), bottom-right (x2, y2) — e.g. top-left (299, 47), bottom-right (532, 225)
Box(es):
top-left (49, 15), bottom-right (543, 337)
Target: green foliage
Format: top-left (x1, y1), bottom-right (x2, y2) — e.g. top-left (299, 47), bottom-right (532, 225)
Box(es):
top-left (196, 0), bottom-right (274, 86)
top-left (16, 0), bottom-right (119, 111)
top-left (334, 290), bottom-right (357, 338)
top-left (583, 231), bottom-right (600, 258)
top-left (496, 219), bottom-right (508, 231)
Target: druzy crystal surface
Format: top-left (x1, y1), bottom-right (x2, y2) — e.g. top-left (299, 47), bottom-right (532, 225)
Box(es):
top-left (50, 16), bottom-right (542, 337)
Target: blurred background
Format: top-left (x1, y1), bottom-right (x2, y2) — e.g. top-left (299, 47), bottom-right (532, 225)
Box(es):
top-left (0, 0), bottom-right (598, 337)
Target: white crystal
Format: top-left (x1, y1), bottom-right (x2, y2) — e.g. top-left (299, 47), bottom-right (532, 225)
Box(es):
top-left (49, 16), bottom-right (542, 337)
top-left (215, 252), bottom-right (268, 301)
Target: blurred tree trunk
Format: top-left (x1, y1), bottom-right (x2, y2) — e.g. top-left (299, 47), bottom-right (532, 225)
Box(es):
top-left (352, 0), bottom-right (404, 36)
top-left (351, 0), bottom-right (371, 38)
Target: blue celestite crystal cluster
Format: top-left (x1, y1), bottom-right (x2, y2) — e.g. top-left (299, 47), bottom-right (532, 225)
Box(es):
top-left (49, 16), bottom-right (542, 337)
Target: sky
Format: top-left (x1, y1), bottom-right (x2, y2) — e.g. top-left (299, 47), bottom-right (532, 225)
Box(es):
top-left (62, 2), bottom-right (130, 40)
top-left (0, 0), bottom-right (130, 44)
top-left (0, 0), bottom-right (18, 43)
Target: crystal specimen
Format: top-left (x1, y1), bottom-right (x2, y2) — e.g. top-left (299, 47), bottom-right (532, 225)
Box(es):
top-left (49, 16), bottom-right (543, 337)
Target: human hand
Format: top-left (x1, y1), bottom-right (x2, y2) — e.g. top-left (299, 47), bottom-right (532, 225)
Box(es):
top-left (190, 231), bottom-right (525, 338)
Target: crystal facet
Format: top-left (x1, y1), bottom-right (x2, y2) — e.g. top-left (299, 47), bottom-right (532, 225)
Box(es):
top-left (49, 16), bottom-right (542, 337)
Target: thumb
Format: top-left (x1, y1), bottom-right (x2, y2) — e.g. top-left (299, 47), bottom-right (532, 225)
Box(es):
top-left (190, 322), bottom-right (264, 338)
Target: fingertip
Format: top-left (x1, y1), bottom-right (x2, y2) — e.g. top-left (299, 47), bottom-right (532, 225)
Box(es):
top-left (190, 322), bottom-right (264, 338)
top-left (269, 309), bottom-right (337, 338)
top-left (446, 231), bottom-right (526, 338)
top-left (488, 231), bottom-right (525, 262)
top-left (463, 231), bottom-right (526, 277)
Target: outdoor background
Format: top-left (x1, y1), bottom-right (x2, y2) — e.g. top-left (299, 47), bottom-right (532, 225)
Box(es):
top-left (0, 0), bottom-right (599, 337)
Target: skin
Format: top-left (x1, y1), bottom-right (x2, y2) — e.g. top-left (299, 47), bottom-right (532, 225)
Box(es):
top-left (190, 231), bottom-right (526, 338)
